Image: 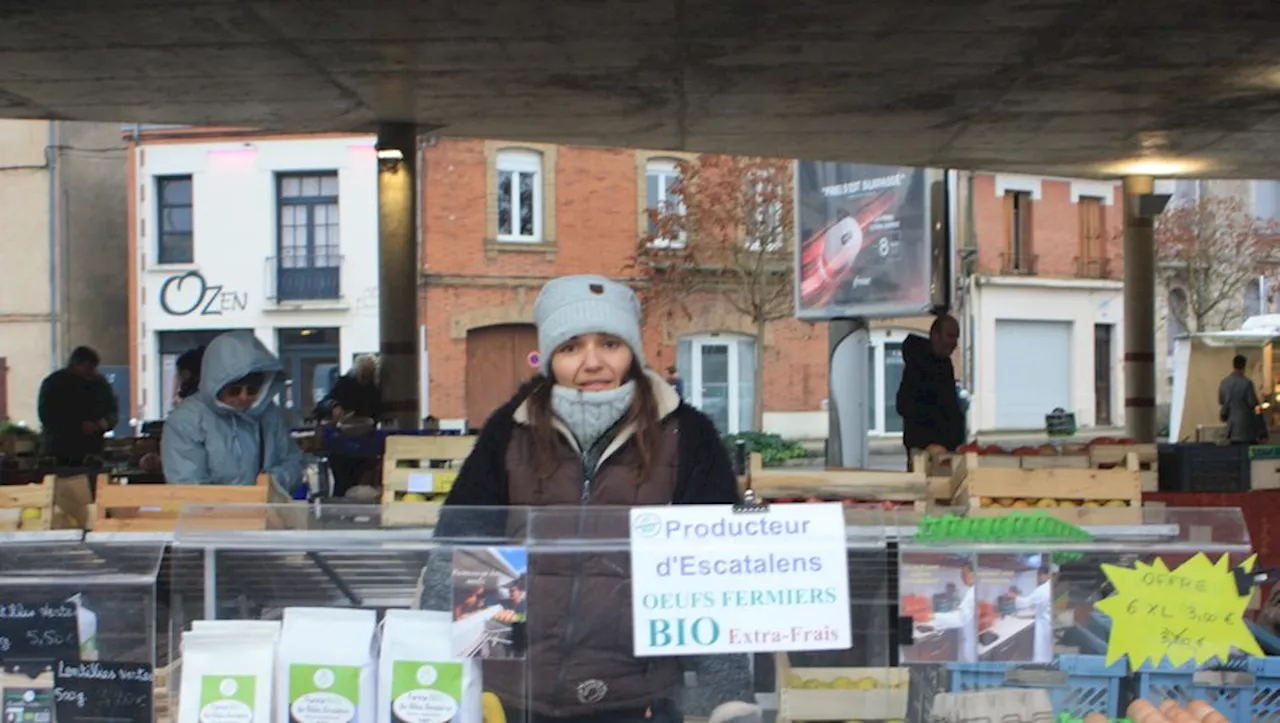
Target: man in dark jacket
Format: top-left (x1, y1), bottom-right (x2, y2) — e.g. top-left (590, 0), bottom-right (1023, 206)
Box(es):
top-left (896, 314), bottom-right (964, 467)
top-left (318, 355), bottom-right (384, 422)
top-left (37, 346), bottom-right (118, 466)
top-left (1220, 354), bottom-right (1263, 444)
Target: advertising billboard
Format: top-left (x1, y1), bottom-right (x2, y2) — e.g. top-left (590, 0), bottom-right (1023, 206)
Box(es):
top-left (795, 162), bottom-right (943, 320)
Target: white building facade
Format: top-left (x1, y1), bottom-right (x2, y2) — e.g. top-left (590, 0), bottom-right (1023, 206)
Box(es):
top-left (129, 131), bottom-right (382, 424)
top-left (964, 276), bottom-right (1125, 433)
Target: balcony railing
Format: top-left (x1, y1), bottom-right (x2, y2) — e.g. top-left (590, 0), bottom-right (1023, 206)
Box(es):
top-left (998, 251), bottom-right (1038, 275)
top-left (1076, 256), bottom-right (1114, 279)
top-left (266, 256), bottom-right (343, 302)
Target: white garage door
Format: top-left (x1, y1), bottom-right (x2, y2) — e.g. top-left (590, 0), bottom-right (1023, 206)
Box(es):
top-left (995, 320), bottom-right (1072, 429)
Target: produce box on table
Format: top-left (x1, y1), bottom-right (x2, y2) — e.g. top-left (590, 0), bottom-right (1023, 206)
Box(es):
top-left (951, 450), bottom-right (1142, 525)
top-left (381, 434), bottom-right (475, 526)
top-left (93, 473), bottom-right (283, 531)
top-left (775, 653), bottom-right (908, 723)
top-left (0, 473), bottom-right (92, 530)
top-left (743, 452), bottom-right (930, 509)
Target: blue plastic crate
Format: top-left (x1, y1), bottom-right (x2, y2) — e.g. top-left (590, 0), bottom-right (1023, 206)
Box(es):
top-left (1136, 656), bottom-right (1280, 721)
top-left (948, 655), bottom-right (1125, 717)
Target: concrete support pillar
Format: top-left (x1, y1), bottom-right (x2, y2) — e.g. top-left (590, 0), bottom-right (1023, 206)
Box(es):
top-left (826, 318), bottom-right (870, 468)
top-left (1122, 175), bottom-right (1157, 442)
top-left (376, 123), bottom-right (420, 429)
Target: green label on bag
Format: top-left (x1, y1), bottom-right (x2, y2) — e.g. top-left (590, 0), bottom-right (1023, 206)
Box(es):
top-left (390, 661), bottom-right (463, 723)
top-left (288, 664), bottom-right (359, 723)
top-left (199, 675), bottom-right (256, 723)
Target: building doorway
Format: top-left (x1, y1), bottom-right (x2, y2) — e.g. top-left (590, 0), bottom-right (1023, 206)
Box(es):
top-left (278, 328), bottom-right (341, 427)
top-left (866, 329), bottom-right (916, 436)
top-left (680, 333), bottom-right (755, 435)
top-left (994, 320), bottom-right (1072, 429)
top-left (465, 324), bottom-right (539, 428)
top-left (1094, 323), bottom-right (1113, 426)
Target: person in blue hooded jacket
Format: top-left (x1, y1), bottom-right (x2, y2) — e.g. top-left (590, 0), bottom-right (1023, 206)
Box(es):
top-left (161, 331), bottom-right (303, 493)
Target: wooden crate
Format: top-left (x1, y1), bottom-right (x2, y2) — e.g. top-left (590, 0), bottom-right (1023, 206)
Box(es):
top-left (0, 474), bottom-right (92, 530)
top-left (93, 474), bottom-right (279, 532)
top-left (1089, 443), bottom-right (1159, 492)
top-left (775, 654), bottom-right (908, 722)
top-left (745, 452), bottom-right (928, 502)
top-left (945, 452), bottom-right (1091, 470)
top-left (154, 662), bottom-right (174, 723)
top-left (381, 435), bottom-right (474, 526)
top-left (952, 451), bottom-right (1144, 525)
top-left (911, 450), bottom-right (1095, 504)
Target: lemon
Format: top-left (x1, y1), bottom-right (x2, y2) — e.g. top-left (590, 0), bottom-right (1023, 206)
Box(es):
top-left (481, 692), bottom-right (506, 723)
top-left (1035, 498), bottom-right (1057, 508)
top-left (402, 493), bottom-right (426, 502)
top-left (20, 507), bottom-right (41, 521)
top-left (853, 676), bottom-right (878, 690)
top-left (830, 676), bottom-right (855, 689)
top-left (1104, 500), bottom-right (1128, 507)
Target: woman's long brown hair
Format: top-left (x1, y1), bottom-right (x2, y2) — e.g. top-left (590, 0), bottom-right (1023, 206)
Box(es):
top-left (526, 359), bottom-right (662, 484)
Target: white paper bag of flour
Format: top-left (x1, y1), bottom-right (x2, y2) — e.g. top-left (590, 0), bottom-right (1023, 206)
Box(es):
top-left (378, 610), bottom-right (482, 723)
top-left (192, 619), bottom-right (282, 639)
top-left (278, 607), bottom-right (377, 723)
top-left (178, 632), bottom-right (275, 723)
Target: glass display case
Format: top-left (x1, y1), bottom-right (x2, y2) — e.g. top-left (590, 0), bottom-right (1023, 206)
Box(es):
top-left (0, 530), bottom-right (165, 723)
top-left (0, 530), bottom-right (165, 665)
top-left (163, 503), bottom-right (1265, 723)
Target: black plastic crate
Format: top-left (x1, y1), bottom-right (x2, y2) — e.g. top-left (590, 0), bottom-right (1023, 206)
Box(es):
top-left (1159, 443), bottom-right (1250, 492)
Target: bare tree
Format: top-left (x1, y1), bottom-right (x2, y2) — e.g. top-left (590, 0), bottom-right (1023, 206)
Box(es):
top-left (630, 154), bottom-right (794, 430)
top-left (1156, 194), bottom-right (1280, 332)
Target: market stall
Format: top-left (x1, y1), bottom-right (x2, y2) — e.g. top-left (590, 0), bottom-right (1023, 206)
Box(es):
top-left (0, 500), bottom-right (1273, 722)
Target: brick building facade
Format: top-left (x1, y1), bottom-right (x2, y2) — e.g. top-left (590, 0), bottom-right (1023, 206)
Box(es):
top-left (956, 173), bottom-right (1126, 433)
top-left (420, 141), bottom-right (1144, 438)
top-left (420, 139), bottom-right (832, 436)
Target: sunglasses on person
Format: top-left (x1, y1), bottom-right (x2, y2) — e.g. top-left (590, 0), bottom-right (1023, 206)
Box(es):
top-left (220, 374), bottom-right (265, 398)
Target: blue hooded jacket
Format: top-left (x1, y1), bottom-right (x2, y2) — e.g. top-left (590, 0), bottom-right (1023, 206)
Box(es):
top-left (162, 331), bottom-right (303, 492)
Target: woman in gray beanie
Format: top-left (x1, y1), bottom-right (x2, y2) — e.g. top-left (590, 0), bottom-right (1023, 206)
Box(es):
top-left (429, 274), bottom-right (751, 723)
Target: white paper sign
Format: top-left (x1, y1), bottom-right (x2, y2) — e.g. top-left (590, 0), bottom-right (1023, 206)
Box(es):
top-left (406, 472), bottom-right (435, 493)
top-left (629, 503), bottom-right (852, 657)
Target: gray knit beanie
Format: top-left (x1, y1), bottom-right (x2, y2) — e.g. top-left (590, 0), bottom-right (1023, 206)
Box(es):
top-left (534, 274), bottom-right (645, 373)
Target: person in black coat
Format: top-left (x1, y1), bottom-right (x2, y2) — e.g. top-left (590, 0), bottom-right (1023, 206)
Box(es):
top-left (319, 355), bottom-right (385, 496)
top-left (896, 314), bottom-right (965, 468)
top-left (37, 346), bottom-right (118, 466)
top-left (174, 345), bottom-right (206, 405)
top-left (319, 355), bottom-right (384, 422)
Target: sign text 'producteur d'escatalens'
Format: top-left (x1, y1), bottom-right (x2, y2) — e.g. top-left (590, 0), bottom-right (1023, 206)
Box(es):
top-left (629, 504), bottom-right (852, 657)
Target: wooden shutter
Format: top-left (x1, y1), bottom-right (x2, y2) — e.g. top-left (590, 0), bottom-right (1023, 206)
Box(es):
top-left (1079, 197), bottom-right (1104, 260)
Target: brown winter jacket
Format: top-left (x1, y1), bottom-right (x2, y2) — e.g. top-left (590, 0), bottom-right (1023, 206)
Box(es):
top-left (431, 370), bottom-right (745, 717)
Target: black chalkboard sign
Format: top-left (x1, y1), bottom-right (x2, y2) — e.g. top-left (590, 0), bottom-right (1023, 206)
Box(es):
top-left (54, 660), bottom-right (153, 723)
top-left (0, 602), bottom-right (79, 662)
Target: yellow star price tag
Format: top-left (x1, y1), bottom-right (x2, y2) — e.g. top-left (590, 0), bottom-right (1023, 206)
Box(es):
top-left (1096, 553), bottom-right (1262, 667)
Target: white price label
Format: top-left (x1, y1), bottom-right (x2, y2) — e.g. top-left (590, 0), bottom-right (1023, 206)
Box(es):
top-left (406, 472), bottom-right (435, 493)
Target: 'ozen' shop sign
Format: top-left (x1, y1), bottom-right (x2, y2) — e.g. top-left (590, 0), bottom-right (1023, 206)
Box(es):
top-left (629, 503), bottom-right (852, 657)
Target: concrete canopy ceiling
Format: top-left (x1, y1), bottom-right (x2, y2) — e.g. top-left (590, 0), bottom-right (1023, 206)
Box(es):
top-left (4, 0), bottom-right (1280, 177)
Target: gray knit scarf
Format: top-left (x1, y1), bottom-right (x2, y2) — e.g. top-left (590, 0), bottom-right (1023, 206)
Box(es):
top-left (551, 380), bottom-right (636, 452)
